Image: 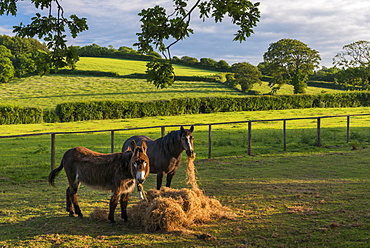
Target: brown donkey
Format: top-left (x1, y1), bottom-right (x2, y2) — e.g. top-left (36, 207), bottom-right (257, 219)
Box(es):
top-left (48, 140), bottom-right (149, 223)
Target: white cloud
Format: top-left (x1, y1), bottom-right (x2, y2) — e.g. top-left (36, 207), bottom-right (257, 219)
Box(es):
top-left (1, 0), bottom-right (370, 67)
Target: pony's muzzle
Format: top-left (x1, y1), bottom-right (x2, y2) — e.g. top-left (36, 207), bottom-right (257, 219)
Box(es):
top-left (186, 150), bottom-right (194, 157)
top-left (136, 171), bottom-right (146, 184)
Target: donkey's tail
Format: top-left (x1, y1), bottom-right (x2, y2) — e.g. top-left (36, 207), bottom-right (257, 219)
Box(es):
top-left (48, 160), bottom-right (64, 187)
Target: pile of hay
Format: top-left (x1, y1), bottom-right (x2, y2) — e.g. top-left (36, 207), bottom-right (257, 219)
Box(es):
top-left (128, 154), bottom-right (235, 232)
top-left (90, 208), bottom-right (109, 222)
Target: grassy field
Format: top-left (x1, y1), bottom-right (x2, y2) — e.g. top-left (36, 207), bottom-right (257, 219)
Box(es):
top-left (1, 107), bottom-right (370, 183)
top-left (1, 146), bottom-right (370, 247)
top-left (75, 57), bottom-right (219, 77)
top-left (1, 57), bottom-right (370, 247)
top-left (0, 57), bottom-right (346, 109)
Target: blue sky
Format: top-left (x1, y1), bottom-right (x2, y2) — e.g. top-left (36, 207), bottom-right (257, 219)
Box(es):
top-left (1, 0), bottom-right (370, 67)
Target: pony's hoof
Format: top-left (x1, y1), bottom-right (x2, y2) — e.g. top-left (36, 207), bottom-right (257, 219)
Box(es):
top-left (69, 213), bottom-right (74, 217)
top-left (78, 215), bottom-right (84, 219)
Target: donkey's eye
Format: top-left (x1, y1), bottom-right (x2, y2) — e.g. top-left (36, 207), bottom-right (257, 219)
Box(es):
top-left (133, 162), bottom-right (137, 167)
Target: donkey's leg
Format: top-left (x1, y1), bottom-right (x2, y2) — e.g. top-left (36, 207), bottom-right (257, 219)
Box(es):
top-left (66, 187), bottom-right (74, 217)
top-left (108, 193), bottom-right (120, 223)
top-left (66, 184), bottom-right (83, 218)
top-left (120, 193), bottom-right (130, 222)
top-left (156, 171), bottom-right (166, 190)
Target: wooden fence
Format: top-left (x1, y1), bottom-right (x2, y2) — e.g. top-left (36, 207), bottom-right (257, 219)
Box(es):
top-left (1, 113), bottom-right (369, 171)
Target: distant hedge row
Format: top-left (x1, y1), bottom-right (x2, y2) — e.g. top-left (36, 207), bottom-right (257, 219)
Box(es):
top-left (2, 92), bottom-right (370, 125)
top-left (0, 105), bottom-right (43, 125)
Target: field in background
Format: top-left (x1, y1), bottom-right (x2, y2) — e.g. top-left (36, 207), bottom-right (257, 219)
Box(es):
top-left (0, 57), bottom-right (346, 110)
top-left (75, 57), bottom-right (219, 77)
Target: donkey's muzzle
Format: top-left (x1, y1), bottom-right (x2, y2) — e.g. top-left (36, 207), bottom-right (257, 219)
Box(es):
top-left (136, 171), bottom-right (146, 184)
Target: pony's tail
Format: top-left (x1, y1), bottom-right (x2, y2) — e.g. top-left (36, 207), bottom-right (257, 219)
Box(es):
top-left (48, 160), bottom-right (64, 187)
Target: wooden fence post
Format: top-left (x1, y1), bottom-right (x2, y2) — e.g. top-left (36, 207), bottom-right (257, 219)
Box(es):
top-left (110, 131), bottom-right (115, 153)
top-left (248, 121), bottom-right (252, 156)
top-left (161, 126), bottom-right (166, 137)
top-left (346, 116), bottom-right (350, 143)
top-left (316, 117), bottom-right (321, 147)
top-left (208, 125), bottom-right (212, 159)
top-left (50, 133), bottom-right (56, 171)
top-left (283, 120), bottom-right (287, 151)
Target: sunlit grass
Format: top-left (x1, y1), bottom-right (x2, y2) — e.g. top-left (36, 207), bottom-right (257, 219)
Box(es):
top-left (76, 57), bottom-right (218, 77)
top-left (0, 57), bottom-right (349, 110)
top-left (0, 75), bottom-right (243, 109)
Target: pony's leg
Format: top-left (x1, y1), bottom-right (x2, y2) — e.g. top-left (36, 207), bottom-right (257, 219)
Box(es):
top-left (156, 171), bottom-right (166, 190)
top-left (66, 184), bottom-right (83, 218)
top-left (120, 193), bottom-right (130, 222)
top-left (108, 193), bottom-right (120, 223)
top-left (165, 159), bottom-right (180, 188)
top-left (165, 171), bottom-right (176, 188)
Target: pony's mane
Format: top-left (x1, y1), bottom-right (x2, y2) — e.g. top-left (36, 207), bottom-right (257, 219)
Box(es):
top-left (155, 130), bottom-right (181, 154)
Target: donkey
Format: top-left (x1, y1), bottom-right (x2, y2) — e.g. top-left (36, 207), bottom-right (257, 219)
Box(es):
top-left (122, 126), bottom-right (194, 190)
top-left (48, 140), bottom-right (149, 223)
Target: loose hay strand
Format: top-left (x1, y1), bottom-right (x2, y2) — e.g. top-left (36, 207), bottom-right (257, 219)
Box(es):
top-left (185, 153), bottom-right (199, 192)
top-left (128, 153), bottom-right (236, 232)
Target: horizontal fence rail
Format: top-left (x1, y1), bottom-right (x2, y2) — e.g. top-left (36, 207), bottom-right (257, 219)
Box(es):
top-left (1, 113), bottom-right (370, 171)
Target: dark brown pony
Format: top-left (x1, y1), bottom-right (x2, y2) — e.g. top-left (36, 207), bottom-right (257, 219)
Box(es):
top-left (48, 140), bottom-right (149, 223)
top-left (122, 126), bottom-right (194, 190)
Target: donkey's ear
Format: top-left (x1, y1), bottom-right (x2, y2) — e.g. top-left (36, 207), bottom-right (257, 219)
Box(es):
top-left (130, 140), bottom-right (137, 151)
top-left (190, 125), bottom-right (194, 133)
top-left (141, 140), bottom-right (148, 153)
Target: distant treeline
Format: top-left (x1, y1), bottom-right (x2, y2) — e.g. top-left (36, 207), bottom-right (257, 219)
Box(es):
top-left (75, 43), bottom-right (231, 72)
top-left (0, 35), bottom-right (48, 82)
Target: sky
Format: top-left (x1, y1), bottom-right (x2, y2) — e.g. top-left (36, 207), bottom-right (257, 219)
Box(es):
top-left (1, 0), bottom-right (370, 68)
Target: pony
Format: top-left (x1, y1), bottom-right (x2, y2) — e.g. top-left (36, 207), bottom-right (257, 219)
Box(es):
top-left (48, 140), bottom-right (149, 223)
top-left (122, 125), bottom-right (194, 190)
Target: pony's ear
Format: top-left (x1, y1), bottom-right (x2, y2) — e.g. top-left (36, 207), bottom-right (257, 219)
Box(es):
top-left (181, 126), bottom-right (185, 133)
top-left (130, 140), bottom-right (137, 152)
top-left (190, 125), bottom-right (194, 133)
top-left (141, 140), bottom-right (148, 154)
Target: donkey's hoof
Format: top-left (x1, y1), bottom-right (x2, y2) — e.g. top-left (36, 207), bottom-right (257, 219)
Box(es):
top-left (69, 213), bottom-right (74, 217)
top-left (78, 215), bottom-right (84, 219)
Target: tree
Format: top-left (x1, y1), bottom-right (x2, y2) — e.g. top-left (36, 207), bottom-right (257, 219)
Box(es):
top-left (0, 35), bottom-right (46, 77)
top-left (333, 40), bottom-right (370, 69)
top-left (2, 1), bottom-right (88, 74)
top-left (333, 40), bottom-right (370, 89)
top-left (230, 62), bottom-right (261, 92)
top-left (263, 39), bottom-right (321, 94)
top-left (0, 45), bottom-right (15, 83)
top-left (0, 0), bottom-right (260, 88)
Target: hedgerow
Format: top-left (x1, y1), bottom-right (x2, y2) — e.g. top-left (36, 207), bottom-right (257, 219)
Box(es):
top-left (2, 92), bottom-right (370, 125)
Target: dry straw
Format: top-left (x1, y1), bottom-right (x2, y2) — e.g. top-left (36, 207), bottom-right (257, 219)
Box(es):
top-left (128, 153), bottom-right (236, 232)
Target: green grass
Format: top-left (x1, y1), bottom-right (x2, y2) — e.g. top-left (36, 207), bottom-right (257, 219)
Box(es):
top-left (0, 57), bottom-right (347, 110)
top-left (1, 105), bottom-right (370, 246)
top-left (75, 57), bottom-right (219, 77)
top-left (0, 75), bottom-right (243, 109)
top-left (1, 148), bottom-right (370, 247)
top-left (1, 107), bottom-right (370, 183)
